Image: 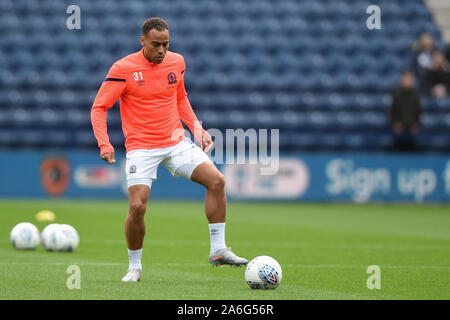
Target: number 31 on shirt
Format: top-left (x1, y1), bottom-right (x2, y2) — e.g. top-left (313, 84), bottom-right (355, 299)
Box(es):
top-left (134, 72), bottom-right (144, 81)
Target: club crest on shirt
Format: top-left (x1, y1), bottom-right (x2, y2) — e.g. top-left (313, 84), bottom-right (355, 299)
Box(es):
top-left (168, 72), bottom-right (177, 85)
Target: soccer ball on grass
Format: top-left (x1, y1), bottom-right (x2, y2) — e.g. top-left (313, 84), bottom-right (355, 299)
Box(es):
top-left (245, 256), bottom-right (282, 290)
top-left (41, 223), bottom-right (79, 252)
top-left (10, 222), bottom-right (40, 250)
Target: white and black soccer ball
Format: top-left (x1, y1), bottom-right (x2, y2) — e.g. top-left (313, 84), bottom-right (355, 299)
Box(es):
top-left (245, 256), bottom-right (282, 290)
top-left (59, 224), bottom-right (79, 252)
top-left (41, 223), bottom-right (61, 251)
top-left (10, 222), bottom-right (40, 250)
top-left (41, 223), bottom-right (79, 252)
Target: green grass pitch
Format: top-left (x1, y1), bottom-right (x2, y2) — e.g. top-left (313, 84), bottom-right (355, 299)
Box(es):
top-left (0, 200), bottom-right (449, 299)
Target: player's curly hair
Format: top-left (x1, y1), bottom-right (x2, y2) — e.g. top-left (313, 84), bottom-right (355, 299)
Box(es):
top-left (142, 17), bottom-right (169, 35)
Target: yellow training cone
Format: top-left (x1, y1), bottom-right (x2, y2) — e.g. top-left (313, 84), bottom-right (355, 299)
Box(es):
top-left (36, 210), bottom-right (56, 222)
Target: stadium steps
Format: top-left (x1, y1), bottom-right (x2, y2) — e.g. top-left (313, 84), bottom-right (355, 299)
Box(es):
top-left (424, 0), bottom-right (450, 43)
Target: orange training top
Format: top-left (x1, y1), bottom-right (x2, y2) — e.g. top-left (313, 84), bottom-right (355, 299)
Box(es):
top-left (91, 49), bottom-right (206, 156)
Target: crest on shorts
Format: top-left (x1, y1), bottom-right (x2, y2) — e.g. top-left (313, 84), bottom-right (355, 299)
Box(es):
top-left (129, 165), bottom-right (136, 174)
top-left (168, 72), bottom-right (177, 85)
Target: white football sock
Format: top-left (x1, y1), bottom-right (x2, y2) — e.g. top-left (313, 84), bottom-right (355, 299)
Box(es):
top-left (209, 223), bottom-right (226, 255)
top-left (127, 248), bottom-right (143, 270)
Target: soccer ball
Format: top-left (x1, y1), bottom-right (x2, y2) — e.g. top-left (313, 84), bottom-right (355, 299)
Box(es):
top-left (245, 256), bottom-right (282, 290)
top-left (41, 224), bottom-right (61, 251)
top-left (41, 223), bottom-right (79, 252)
top-left (10, 222), bottom-right (40, 250)
top-left (59, 224), bottom-right (79, 251)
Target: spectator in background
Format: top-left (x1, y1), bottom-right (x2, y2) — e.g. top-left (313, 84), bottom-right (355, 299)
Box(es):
top-left (412, 33), bottom-right (436, 93)
top-left (389, 70), bottom-right (422, 151)
top-left (424, 51), bottom-right (450, 98)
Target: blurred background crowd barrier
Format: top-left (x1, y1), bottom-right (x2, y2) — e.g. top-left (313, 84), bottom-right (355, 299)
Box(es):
top-left (1, 150), bottom-right (449, 202)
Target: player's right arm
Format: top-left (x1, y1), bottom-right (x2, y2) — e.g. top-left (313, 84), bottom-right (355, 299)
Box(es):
top-left (90, 63), bottom-right (126, 164)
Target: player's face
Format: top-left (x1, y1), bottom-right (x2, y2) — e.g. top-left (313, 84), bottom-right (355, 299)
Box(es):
top-left (140, 29), bottom-right (170, 64)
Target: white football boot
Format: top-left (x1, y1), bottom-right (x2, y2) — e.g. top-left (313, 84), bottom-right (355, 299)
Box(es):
top-left (121, 268), bottom-right (142, 282)
top-left (209, 247), bottom-right (248, 267)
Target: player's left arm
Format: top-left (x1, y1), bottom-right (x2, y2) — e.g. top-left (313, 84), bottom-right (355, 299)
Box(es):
top-left (176, 59), bottom-right (213, 152)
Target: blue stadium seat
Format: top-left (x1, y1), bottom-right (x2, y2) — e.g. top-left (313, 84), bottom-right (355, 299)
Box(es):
top-left (363, 111), bottom-right (389, 130)
top-left (435, 98), bottom-right (450, 111)
top-left (323, 93), bottom-right (348, 110)
top-left (335, 112), bottom-right (360, 130)
top-left (342, 133), bottom-right (368, 150)
top-left (289, 132), bottom-right (318, 149)
top-left (0, 129), bottom-right (18, 146)
top-left (74, 129), bottom-right (97, 148)
top-left (372, 133), bottom-right (394, 149)
top-left (44, 130), bottom-right (71, 147)
top-left (418, 133), bottom-right (450, 150)
top-left (242, 92), bottom-right (268, 110)
top-left (273, 93), bottom-right (301, 110)
top-left (281, 111), bottom-right (308, 129)
top-left (196, 110), bottom-right (222, 129)
top-left (17, 130), bottom-right (46, 147)
top-left (66, 109), bottom-right (91, 128)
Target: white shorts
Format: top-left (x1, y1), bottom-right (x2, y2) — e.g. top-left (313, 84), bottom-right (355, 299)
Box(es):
top-left (125, 137), bottom-right (212, 188)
